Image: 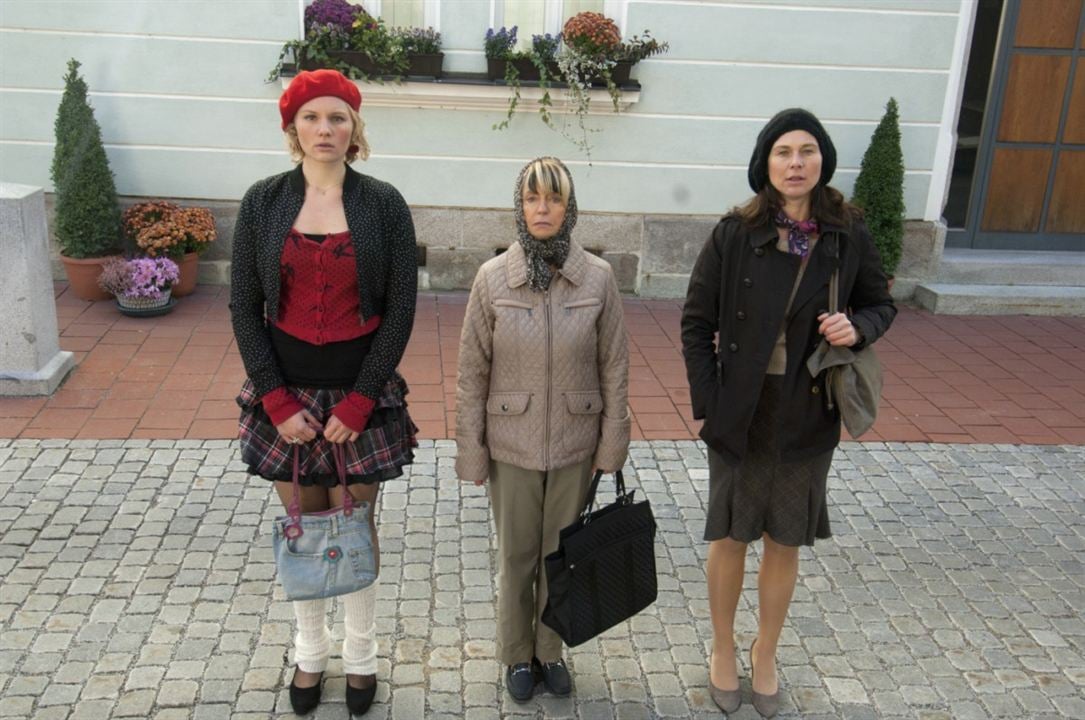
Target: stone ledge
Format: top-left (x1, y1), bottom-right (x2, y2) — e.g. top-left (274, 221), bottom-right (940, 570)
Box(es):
top-left (914, 283), bottom-right (1085, 316)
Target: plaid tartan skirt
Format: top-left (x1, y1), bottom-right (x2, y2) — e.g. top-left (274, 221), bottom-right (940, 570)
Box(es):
top-left (236, 373), bottom-right (417, 487)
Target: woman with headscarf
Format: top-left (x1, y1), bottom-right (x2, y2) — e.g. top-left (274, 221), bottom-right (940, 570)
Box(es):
top-left (681, 109), bottom-right (896, 717)
top-left (230, 69), bottom-right (418, 717)
top-left (455, 157), bottom-right (631, 703)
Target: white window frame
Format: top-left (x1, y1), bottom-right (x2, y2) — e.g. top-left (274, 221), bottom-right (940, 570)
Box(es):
top-left (367, 0), bottom-right (440, 29)
top-left (491, 0), bottom-right (627, 35)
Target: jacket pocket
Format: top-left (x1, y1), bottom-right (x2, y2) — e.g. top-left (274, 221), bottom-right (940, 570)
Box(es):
top-left (493, 298), bottom-right (534, 311)
top-left (486, 391), bottom-right (531, 415)
top-left (563, 297), bottom-right (601, 310)
top-left (562, 390), bottom-right (603, 457)
top-left (485, 391), bottom-right (532, 458)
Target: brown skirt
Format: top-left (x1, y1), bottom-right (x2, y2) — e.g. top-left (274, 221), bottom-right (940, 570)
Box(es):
top-left (704, 375), bottom-right (833, 547)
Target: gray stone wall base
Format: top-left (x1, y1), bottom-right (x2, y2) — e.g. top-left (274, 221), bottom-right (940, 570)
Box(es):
top-left (893, 220), bottom-right (946, 299)
top-left (0, 350), bottom-right (76, 396)
top-left (42, 195), bottom-right (952, 300)
top-left (640, 274), bottom-right (690, 299)
top-left (197, 259), bottom-right (231, 286)
top-left (2, 183), bottom-right (76, 395)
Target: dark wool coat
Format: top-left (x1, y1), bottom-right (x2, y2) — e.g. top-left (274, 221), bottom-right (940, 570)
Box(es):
top-left (229, 164), bottom-right (417, 400)
top-left (681, 213), bottom-right (896, 466)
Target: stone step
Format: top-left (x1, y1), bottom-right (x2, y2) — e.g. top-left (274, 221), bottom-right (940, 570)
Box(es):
top-left (938, 248), bottom-right (1085, 286)
top-left (914, 283), bottom-right (1085, 315)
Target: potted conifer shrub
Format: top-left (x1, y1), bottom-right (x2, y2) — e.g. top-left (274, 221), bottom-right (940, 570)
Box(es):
top-left (852, 98), bottom-right (905, 285)
top-left (51, 58), bottom-right (123, 301)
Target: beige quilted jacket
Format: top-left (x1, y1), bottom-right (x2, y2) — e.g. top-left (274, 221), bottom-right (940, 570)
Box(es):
top-left (455, 241), bottom-right (631, 483)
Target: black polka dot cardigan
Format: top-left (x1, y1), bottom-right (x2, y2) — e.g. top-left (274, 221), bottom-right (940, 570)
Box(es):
top-left (229, 163), bottom-right (417, 403)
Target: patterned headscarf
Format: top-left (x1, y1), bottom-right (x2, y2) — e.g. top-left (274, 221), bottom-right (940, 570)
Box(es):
top-left (514, 157), bottom-right (579, 292)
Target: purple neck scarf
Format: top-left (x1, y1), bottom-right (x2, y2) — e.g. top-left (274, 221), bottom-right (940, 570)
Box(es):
top-left (774, 210), bottom-right (818, 258)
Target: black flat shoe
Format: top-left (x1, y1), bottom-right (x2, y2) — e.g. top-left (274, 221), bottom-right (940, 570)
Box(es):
top-left (346, 674), bottom-right (377, 716)
top-left (289, 668), bottom-right (323, 715)
top-left (538, 657), bottom-right (572, 696)
top-left (505, 662), bottom-right (535, 702)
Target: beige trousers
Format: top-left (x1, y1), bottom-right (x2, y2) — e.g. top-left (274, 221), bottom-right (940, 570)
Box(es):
top-left (488, 458), bottom-right (594, 665)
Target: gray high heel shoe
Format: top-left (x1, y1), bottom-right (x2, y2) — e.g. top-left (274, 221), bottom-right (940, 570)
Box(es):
top-left (749, 638), bottom-right (781, 718)
top-left (709, 652), bottom-right (741, 714)
top-left (709, 680), bottom-right (741, 714)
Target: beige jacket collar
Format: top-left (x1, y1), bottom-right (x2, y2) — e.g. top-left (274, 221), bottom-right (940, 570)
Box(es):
top-left (505, 240), bottom-right (587, 289)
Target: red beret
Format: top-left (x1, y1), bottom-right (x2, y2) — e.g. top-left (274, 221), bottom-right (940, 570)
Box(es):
top-left (279, 69), bottom-right (362, 129)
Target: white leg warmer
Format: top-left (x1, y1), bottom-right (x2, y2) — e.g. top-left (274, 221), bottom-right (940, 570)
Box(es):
top-left (341, 581), bottom-right (378, 676)
top-left (292, 598), bottom-right (331, 673)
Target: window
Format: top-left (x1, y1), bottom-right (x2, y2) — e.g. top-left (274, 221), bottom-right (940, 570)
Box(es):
top-left (367, 0), bottom-right (439, 28)
top-left (492, 0), bottom-right (625, 49)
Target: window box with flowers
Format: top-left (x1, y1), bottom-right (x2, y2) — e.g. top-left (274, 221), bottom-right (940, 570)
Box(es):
top-left (488, 13), bottom-right (668, 152)
top-left (97, 257), bottom-right (180, 317)
top-left (269, 0), bottom-right (443, 81)
top-left (123, 201), bottom-right (217, 297)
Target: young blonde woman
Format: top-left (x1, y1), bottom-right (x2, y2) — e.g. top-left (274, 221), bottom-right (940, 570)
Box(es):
top-left (455, 157), bottom-right (631, 703)
top-left (230, 69), bottom-right (418, 716)
top-left (682, 109), bottom-right (895, 717)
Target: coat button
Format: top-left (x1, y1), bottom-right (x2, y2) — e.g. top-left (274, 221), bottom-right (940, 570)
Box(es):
top-left (743, 278), bottom-right (753, 287)
top-left (754, 247), bottom-right (765, 256)
top-left (586, 402), bottom-right (592, 410)
top-left (811, 386), bottom-right (820, 394)
top-left (501, 403), bottom-right (508, 411)
top-left (736, 311), bottom-right (746, 321)
top-left (729, 342), bottom-right (739, 352)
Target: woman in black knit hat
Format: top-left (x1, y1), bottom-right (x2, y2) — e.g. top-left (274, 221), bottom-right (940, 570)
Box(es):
top-left (681, 108), bottom-right (896, 717)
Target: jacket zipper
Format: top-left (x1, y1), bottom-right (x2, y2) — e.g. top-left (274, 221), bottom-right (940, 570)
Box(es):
top-left (544, 289), bottom-right (552, 469)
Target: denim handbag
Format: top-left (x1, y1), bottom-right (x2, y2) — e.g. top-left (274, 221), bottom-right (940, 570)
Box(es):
top-left (272, 444), bottom-right (377, 601)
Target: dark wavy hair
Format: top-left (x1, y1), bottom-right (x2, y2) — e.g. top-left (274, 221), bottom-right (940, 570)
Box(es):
top-left (733, 183), bottom-right (861, 229)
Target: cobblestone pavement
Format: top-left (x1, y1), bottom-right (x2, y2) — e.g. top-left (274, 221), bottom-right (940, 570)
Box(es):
top-left (1, 438), bottom-right (1083, 720)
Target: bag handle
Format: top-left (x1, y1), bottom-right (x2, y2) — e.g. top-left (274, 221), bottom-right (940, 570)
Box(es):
top-left (580, 469), bottom-right (632, 524)
top-left (823, 240), bottom-right (841, 410)
top-left (284, 442), bottom-right (353, 539)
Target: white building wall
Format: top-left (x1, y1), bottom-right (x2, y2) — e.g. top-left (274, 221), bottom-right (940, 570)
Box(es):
top-left (1, 0), bottom-right (964, 221)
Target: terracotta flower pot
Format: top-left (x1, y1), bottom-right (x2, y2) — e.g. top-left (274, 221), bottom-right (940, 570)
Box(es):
top-left (171, 252), bottom-right (199, 297)
top-left (61, 254), bottom-right (121, 301)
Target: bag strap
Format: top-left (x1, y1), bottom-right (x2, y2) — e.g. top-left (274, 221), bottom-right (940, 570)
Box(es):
top-left (580, 469), bottom-right (630, 523)
top-left (284, 442), bottom-right (353, 538)
top-left (824, 239), bottom-right (840, 410)
top-left (332, 443), bottom-right (355, 517)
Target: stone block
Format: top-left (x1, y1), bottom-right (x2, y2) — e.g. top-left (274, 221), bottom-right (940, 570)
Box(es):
top-left (0, 183), bottom-right (75, 395)
top-left (200, 201), bottom-right (237, 262)
top-left (412, 207), bottom-right (464, 249)
top-left (639, 273), bottom-right (690, 299)
top-left (460, 209), bottom-right (517, 250)
top-left (196, 260), bottom-right (231, 286)
top-left (897, 219), bottom-right (945, 282)
top-left (641, 216), bottom-right (714, 274)
top-left (577, 213), bottom-right (644, 253)
top-left (601, 252), bottom-right (639, 294)
top-left (425, 248), bottom-right (492, 291)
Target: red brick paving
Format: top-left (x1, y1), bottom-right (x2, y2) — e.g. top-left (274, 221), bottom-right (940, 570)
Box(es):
top-left (1, 284), bottom-right (1083, 444)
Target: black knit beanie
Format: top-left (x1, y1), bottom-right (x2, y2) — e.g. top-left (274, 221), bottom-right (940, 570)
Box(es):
top-left (747, 108), bottom-right (837, 193)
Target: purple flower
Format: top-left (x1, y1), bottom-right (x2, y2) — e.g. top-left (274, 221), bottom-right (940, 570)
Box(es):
top-left (305, 0), bottom-right (364, 32)
top-left (125, 257), bottom-right (179, 299)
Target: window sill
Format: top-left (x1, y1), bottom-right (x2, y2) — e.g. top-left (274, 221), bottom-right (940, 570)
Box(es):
top-left (278, 72), bottom-right (641, 113)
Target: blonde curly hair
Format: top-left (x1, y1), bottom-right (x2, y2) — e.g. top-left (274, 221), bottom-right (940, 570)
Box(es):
top-left (284, 105), bottom-right (370, 164)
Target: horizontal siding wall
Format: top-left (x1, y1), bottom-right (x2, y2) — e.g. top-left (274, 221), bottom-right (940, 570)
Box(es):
top-left (1, 0), bottom-right (959, 219)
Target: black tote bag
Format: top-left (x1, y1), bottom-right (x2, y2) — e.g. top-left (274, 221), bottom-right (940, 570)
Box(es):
top-left (541, 470), bottom-right (658, 647)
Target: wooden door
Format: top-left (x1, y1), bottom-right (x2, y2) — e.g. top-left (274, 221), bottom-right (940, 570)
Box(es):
top-left (972, 0), bottom-right (1085, 247)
